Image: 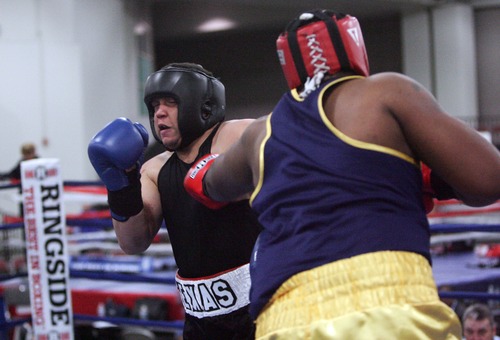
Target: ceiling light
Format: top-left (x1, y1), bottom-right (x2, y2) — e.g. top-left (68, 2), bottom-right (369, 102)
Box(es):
top-left (133, 21), bottom-right (151, 36)
top-left (197, 18), bottom-right (236, 33)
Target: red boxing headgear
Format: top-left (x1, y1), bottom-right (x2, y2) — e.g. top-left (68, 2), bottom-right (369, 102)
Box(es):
top-left (276, 10), bottom-right (369, 90)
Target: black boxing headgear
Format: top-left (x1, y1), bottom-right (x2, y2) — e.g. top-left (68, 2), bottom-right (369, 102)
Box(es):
top-left (276, 10), bottom-right (369, 94)
top-left (143, 64), bottom-right (225, 149)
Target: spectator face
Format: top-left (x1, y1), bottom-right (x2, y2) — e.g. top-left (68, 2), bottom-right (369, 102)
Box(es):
top-left (463, 317), bottom-right (497, 340)
top-left (21, 144), bottom-right (36, 160)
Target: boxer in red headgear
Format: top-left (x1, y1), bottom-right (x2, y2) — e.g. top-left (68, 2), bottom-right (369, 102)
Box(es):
top-left (184, 9), bottom-right (500, 339)
top-left (276, 10), bottom-right (369, 96)
top-left (276, 10), bottom-right (451, 213)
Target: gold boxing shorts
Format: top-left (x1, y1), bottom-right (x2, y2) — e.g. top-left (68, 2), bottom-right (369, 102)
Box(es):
top-left (255, 251), bottom-right (461, 340)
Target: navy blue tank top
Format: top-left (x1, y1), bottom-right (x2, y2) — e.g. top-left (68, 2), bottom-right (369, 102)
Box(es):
top-left (249, 76), bottom-right (430, 318)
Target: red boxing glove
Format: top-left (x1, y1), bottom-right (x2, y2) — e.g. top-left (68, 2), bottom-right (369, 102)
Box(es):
top-left (421, 163), bottom-right (435, 214)
top-left (184, 154), bottom-right (228, 209)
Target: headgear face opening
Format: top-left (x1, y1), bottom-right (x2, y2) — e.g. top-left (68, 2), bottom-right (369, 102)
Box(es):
top-left (143, 64), bottom-right (225, 150)
top-left (276, 10), bottom-right (370, 91)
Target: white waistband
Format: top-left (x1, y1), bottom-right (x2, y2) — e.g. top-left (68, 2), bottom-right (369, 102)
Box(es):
top-left (175, 264), bottom-right (251, 318)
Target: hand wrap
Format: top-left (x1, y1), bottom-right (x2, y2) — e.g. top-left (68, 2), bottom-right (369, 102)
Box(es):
top-left (184, 154), bottom-right (228, 209)
top-left (421, 163), bottom-right (435, 213)
top-left (107, 168), bottom-right (144, 221)
top-left (88, 117), bottom-right (149, 221)
top-left (421, 163), bottom-right (456, 213)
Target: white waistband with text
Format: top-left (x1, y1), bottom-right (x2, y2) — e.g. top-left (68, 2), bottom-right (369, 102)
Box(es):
top-left (175, 264), bottom-right (251, 318)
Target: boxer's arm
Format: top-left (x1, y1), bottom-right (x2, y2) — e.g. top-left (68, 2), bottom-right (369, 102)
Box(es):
top-left (184, 154), bottom-right (229, 209)
top-left (113, 163), bottom-right (163, 254)
top-left (88, 118), bottom-right (149, 221)
top-left (421, 162), bottom-right (457, 213)
top-left (185, 117), bottom-right (266, 206)
top-left (205, 118), bottom-right (266, 201)
top-left (185, 142), bottom-right (253, 207)
top-left (383, 73), bottom-right (500, 206)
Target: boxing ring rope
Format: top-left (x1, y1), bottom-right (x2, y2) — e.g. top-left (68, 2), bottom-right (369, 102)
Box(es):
top-left (428, 199), bottom-right (500, 315)
top-left (439, 291), bottom-right (500, 301)
top-left (0, 179), bottom-right (183, 339)
top-left (431, 223), bottom-right (500, 233)
top-left (1, 179), bottom-right (499, 338)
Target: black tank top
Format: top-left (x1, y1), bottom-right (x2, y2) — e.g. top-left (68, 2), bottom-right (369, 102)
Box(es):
top-left (158, 125), bottom-right (262, 278)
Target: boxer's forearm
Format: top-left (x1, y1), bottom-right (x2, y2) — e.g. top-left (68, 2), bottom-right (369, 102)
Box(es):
top-left (113, 208), bottom-right (160, 254)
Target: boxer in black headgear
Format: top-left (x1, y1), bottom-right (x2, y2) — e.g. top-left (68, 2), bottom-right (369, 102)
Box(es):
top-left (144, 64), bottom-right (225, 150)
top-left (88, 63), bottom-right (262, 339)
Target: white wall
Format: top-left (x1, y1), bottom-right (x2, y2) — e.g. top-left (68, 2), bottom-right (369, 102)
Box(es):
top-left (401, 10), bottom-right (433, 92)
top-left (402, 3), bottom-right (478, 122)
top-left (433, 3), bottom-right (478, 122)
top-left (402, 3), bottom-right (500, 132)
top-left (475, 7), bottom-right (500, 120)
top-left (0, 0), bottom-right (151, 181)
top-left (1, 1), bottom-right (497, 182)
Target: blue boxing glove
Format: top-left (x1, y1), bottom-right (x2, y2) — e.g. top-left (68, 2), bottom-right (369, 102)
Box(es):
top-left (88, 117), bottom-right (149, 221)
top-left (88, 117), bottom-right (148, 191)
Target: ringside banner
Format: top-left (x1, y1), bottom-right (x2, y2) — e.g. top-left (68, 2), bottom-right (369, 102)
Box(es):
top-left (21, 158), bottom-right (74, 340)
